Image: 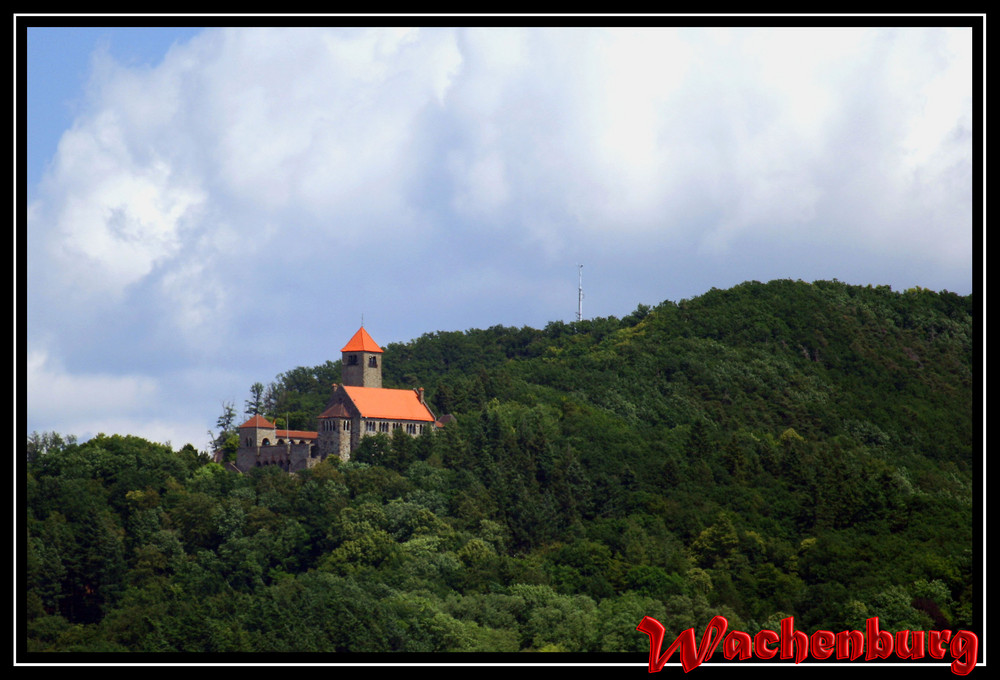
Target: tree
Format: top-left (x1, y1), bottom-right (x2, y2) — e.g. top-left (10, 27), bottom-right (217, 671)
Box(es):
top-left (212, 401), bottom-right (238, 453)
top-left (27, 431), bottom-right (77, 463)
top-left (245, 383), bottom-right (265, 417)
top-left (263, 382), bottom-right (281, 418)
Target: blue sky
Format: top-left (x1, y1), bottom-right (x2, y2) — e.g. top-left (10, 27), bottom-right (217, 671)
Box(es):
top-left (21, 22), bottom-right (979, 451)
top-left (26, 27), bottom-right (206, 197)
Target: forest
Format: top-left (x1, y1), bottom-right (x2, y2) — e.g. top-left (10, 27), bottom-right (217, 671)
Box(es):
top-left (24, 279), bottom-right (977, 659)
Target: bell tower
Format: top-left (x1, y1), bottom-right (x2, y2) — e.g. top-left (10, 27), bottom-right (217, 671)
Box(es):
top-left (341, 327), bottom-right (383, 388)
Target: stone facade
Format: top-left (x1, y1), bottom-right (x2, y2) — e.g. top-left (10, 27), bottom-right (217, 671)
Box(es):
top-left (234, 327), bottom-right (438, 472)
top-left (234, 432), bottom-right (319, 473)
top-left (342, 350), bottom-right (382, 389)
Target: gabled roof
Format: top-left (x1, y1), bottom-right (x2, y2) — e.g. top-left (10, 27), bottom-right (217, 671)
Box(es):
top-left (341, 385), bottom-right (435, 422)
top-left (238, 414), bottom-right (276, 429)
top-left (341, 327), bottom-right (383, 354)
top-left (318, 402), bottom-right (352, 419)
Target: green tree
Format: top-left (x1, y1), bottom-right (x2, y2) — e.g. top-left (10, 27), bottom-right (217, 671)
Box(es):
top-left (27, 431), bottom-right (77, 463)
top-left (212, 401), bottom-right (238, 452)
top-left (245, 382), bottom-right (265, 417)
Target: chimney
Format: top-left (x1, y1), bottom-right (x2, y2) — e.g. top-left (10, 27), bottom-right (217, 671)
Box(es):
top-left (416, 387), bottom-right (425, 404)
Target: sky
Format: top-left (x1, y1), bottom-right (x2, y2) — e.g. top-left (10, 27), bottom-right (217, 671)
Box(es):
top-left (20, 20), bottom-right (980, 452)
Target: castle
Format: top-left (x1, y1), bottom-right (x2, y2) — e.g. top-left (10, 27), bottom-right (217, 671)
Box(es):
top-left (234, 327), bottom-right (439, 473)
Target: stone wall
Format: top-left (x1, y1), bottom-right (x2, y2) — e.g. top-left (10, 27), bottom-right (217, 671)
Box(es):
top-left (342, 351), bottom-right (382, 388)
top-left (236, 441), bottom-right (322, 472)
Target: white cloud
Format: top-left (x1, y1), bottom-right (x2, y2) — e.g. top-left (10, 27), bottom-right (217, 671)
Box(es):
top-left (187, 28), bottom-right (463, 218)
top-left (27, 349), bottom-right (160, 425)
top-left (157, 258), bottom-right (231, 350)
top-left (25, 349), bottom-right (231, 450)
top-left (25, 26), bottom-right (974, 448)
top-left (31, 87), bottom-right (206, 304)
top-left (32, 27), bottom-right (971, 287)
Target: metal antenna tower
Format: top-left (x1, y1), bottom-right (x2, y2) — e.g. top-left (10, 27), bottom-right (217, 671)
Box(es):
top-left (577, 264), bottom-right (584, 322)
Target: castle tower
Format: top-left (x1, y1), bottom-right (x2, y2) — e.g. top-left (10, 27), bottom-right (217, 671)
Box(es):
top-left (238, 414), bottom-right (277, 448)
top-left (317, 397), bottom-right (353, 461)
top-left (341, 327), bottom-right (383, 388)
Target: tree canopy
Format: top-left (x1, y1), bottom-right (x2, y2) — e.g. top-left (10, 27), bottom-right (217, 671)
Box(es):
top-left (25, 279), bottom-right (976, 656)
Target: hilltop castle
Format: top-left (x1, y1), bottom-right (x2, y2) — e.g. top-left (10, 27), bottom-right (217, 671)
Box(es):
top-left (234, 327), bottom-right (439, 473)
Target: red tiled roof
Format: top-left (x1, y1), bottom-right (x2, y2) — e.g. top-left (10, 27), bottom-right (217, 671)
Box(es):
top-left (238, 414), bottom-right (276, 429)
top-left (276, 429), bottom-right (317, 440)
top-left (341, 327), bottom-right (383, 354)
top-left (342, 385), bottom-right (435, 422)
top-left (237, 416), bottom-right (315, 439)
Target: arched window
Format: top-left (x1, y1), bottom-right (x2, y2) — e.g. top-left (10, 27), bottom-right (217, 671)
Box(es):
top-left (368, 356), bottom-right (378, 368)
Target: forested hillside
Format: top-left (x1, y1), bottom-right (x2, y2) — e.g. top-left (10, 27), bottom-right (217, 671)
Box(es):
top-left (25, 279), bottom-right (976, 655)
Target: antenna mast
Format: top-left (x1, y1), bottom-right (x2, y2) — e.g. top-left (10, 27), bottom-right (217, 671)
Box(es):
top-left (577, 264), bottom-right (584, 322)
